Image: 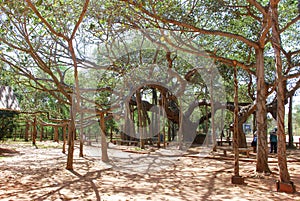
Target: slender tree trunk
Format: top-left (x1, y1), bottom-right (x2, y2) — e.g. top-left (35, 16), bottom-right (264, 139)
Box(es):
top-left (158, 106), bottom-right (162, 148)
top-left (238, 118), bottom-right (247, 148)
top-left (253, 112), bottom-right (257, 133)
top-left (54, 126), bottom-right (59, 143)
top-left (30, 124), bottom-right (33, 141)
top-left (45, 127), bottom-right (48, 139)
top-left (110, 126), bottom-right (113, 142)
top-left (40, 126), bottom-right (43, 142)
top-left (136, 89), bottom-right (145, 149)
top-left (32, 116), bottom-right (37, 146)
top-left (210, 73), bottom-right (217, 151)
top-left (168, 120), bottom-right (171, 142)
top-left (66, 105), bottom-right (75, 170)
top-left (25, 121), bottom-right (29, 142)
top-left (100, 112), bottom-right (109, 162)
top-left (62, 124), bottom-right (67, 154)
top-left (205, 88), bottom-right (208, 134)
top-left (51, 126), bottom-right (54, 140)
top-left (153, 89), bottom-right (158, 142)
top-left (288, 95), bottom-right (294, 148)
top-left (66, 0), bottom-right (90, 165)
top-left (256, 48), bottom-right (270, 173)
top-left (271, 1), bottom-right (290, 182)
top-left (124, 106), bottom-right (129, 140)
top-left (233, 64), bottom-right (240, 176)
top-left (130, 104), bottom-right (135, 140)
top-left (79, 112), bottom-right (84, 157)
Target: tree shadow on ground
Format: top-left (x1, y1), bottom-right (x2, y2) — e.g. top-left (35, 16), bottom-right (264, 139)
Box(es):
top-left (0, 147), bottom-right (20, 157)
top-left (34, 168), bottom-right (104, 201)
top-left (1, 142), bottom-right (300, 200)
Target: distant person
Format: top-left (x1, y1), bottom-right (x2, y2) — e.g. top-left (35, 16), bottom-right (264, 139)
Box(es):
top-left (251, 132), bottom-right (257, 153)
top-left (270, 129), bottom-right (278, 154)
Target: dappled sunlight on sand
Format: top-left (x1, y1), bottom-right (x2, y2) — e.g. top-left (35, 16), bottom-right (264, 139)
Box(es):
top-left (0, 141), bottom-right (299, 200)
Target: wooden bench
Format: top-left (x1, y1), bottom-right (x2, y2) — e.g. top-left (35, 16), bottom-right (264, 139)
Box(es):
top-left (217, 140), bottom-right (232, 146)
top-left (218, 146), bottom-right (252, 158)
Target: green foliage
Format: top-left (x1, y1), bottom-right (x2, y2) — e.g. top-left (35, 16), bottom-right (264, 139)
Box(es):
top-left (0, 0), bottom-right (299, 140)
top-left (0, 110), bottom-right (19, 140)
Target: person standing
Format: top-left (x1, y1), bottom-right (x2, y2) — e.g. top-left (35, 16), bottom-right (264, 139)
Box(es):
top-left (251, 132), bottom-right (257, 153)
top-left (270, 128), bottom-right (278, 153)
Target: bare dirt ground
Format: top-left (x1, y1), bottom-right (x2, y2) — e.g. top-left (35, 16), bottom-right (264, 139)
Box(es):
top-left (0, 141), bottom-right (300, 201)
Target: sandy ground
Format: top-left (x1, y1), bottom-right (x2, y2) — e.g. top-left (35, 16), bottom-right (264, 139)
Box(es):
top-left (0, 141), bottom-right (300, 201)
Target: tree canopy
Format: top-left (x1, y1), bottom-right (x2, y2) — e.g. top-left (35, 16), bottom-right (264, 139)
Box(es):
top-left (0, 0), bottom-right (299, 185)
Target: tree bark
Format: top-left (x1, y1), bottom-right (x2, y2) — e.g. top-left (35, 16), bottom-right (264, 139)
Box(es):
top-left (79, 112), bottom-right (84, 157)
top-left (100, 112), bottom-right (109, 162)
top-left (287, 95), bottom-right (294, 148)
top-left (256, 48), bottom-right (270, 173)
top-left (271, 1), bottom-right (290, 182)
top-left (54, 126), bottom-right (59, 143)
top-left (233, 64), bottom-right (240, 176)
top-left (25, 121), bottom-right (29, 142)
top-left (136, 89), bottom-right (145, 149)
top-left (252, 112), bottom-right (257, 134)
top-left (66, 106), bottom-right (75, 170)
top-left (238, 116), bottom-right (247, 148)
top-left (32, 116), bottom-right (37, 146)
top-left (62, 124), bottom-right (67, 154)
top-left (210, 73), bottom-right (217, 151)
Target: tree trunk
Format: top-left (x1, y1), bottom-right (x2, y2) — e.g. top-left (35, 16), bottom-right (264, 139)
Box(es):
top-left (238, 118), bottom-right (247, 148)
top-left (45, 127), bottom-right (48, 139)
top-left (151, 88), bottom-right (158, 140)
top-left (287, 95), bottom-right (294, 148)
top-left (210, 74), bottom-right (217, 151)
top-left (51, 126), bottom-right (54, 140)
top-left (32, 116), bottom-right (37, 146)
top-left (233, 64), bottom-right (240, 176)
top-left (130, 104), bottom-right (136, 140)
top-left (54, 126), bottom-right (59, 143)
top-left (40, 126), bottom-right (43, 142)
top-left (25, 121), bottom-right (29, 142)
top-left (79, 112), bottom-right (84, 157)
top-left (66, 106), bottom-right (75, 170)
top-left (62, 124), bottom-right (67, 154)
top-left (252, 112), bottom-right (257, 133)
top-left (136, 89), bottom-right (145, 149)
top-left (271, 1), bottom-right (290, 182)
top-left (100, 112), bottom-right (109, 162)
top-left (204, 90), bottom-right (209, 134)
top-left (168, 120), bottom-right (171, 141)
top-left (30, 125), bottom-right (33, 141)
top-left (255, 48), bottom-right (270, 173)
top-left (110, 126), bottom-right (113, 142)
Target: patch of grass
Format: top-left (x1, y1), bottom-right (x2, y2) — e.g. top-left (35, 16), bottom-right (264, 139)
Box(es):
top-left (1, 139), bottom-right (63, 149)
top-left (36, 143), bottom-right (62, 149)
top-left (2, 138), bottom-right (30, 144)
top-left (134, 147), bottom-right (143, 151)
